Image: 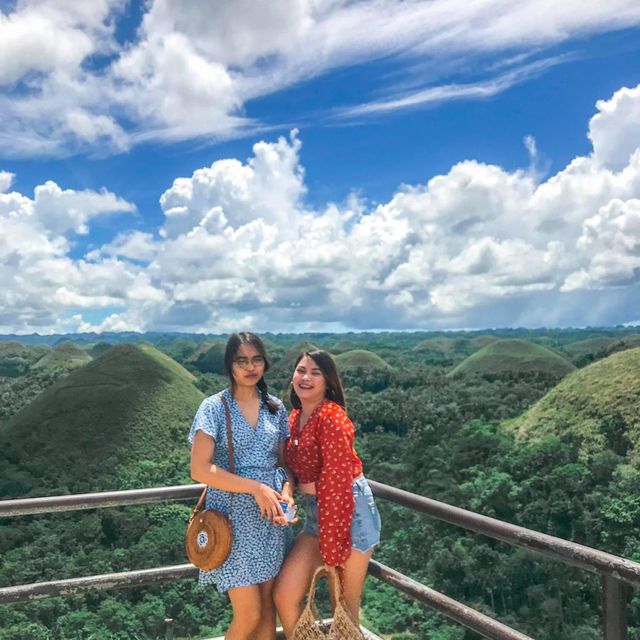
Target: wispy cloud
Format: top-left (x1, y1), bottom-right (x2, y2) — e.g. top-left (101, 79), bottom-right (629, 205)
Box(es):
top-left (336, 56), bottom-right (570, 118)
top-left (1, 1), bottom-right (640, 157)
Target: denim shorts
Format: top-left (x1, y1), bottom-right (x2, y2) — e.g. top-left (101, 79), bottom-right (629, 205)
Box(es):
top-left (302, 476), bottom-right (381, 552)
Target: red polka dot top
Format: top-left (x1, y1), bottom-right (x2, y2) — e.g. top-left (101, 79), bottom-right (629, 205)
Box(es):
top-left (287, 400), bottom-right (363, 566)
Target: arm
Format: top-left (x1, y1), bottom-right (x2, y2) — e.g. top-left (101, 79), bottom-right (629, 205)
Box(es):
top-left (277, 440), bottom-right (296, 505)
top-left (277, 403), bottom-right (296, 504)
top-left (190, 431), bottom-right (284, 521)
top-left (316, 409), bottom-right (356, 567)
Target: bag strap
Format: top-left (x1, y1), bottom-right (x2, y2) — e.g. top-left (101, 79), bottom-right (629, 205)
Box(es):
top-left (304, 567), bottom-right (346, 619)
top-left (305, 567), bottom-right (326, 616)
top-left (220, 393), bottom-right (235, 474)
top-left (193, 391), bottom-right (236, 515)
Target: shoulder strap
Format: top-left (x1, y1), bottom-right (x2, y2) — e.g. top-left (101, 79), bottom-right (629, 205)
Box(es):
top-left (193, 392), bottom-right (236, 515)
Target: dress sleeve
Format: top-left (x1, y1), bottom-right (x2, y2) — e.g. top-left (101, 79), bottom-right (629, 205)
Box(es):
top-left (316, 407), bottom-right (356, 566)
top-left (187, 397), bottom-right (220, 446)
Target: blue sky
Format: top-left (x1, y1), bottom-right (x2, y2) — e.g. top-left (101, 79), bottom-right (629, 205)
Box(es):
top-left (1, 1), bottom-right (640, 334)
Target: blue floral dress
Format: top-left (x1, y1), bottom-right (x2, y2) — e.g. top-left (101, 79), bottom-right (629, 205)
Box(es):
top-left (188, 388), bottom-right (292, 592)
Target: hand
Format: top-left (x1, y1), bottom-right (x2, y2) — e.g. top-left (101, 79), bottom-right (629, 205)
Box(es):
top-left (275, 483), bottom-right (298, 525)
top-left (252, 483), bottom-right (285, 522)
top-left (280, 482), bottom-right (295, 506)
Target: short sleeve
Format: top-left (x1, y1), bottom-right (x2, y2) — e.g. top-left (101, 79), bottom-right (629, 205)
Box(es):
top-left (187, 397), bottom-right (220, 446)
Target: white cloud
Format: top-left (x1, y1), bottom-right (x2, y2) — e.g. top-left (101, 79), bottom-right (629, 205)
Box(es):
top-left (2, 82), bottom-right (640, 333)
top-left (2, 1), bottom-right (640, 156)
top-left (159, 130), bottom-right (305, 238)
top-left (0, 2), bottom-right (107, 85)
top-left (89, 231), bottom-right (158, 262)
top-left (0, 179), bottom-right (142, 333)
top-left (0, 171), bottom-right (14, 193)
top-left (338, 57), bottom-right (568, 117)
top-left (590, 85), bottom-right (640, 171)
top-left (31, 180), bottom-right (136, 235)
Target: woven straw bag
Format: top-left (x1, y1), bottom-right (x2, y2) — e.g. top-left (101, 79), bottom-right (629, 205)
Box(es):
top-left (185, 395), bottom-right (235, 571)
top-left (292, 567), bottom-right (365, 640)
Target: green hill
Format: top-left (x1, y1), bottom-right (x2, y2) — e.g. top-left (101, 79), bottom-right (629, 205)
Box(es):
top-left (88, 341), bottom-right (113, 358)
top-left (0, 343), bottom-right (203, 496)
top-left (189, 341), bottom-right (226, 374)
top-left (413, 336), bottom-right (463, 354)
top-left (449, 339), bottom-right (575, 378)
top-left (0, 342), bottom-right (49, 377)
top-left (329, 339), bottom-right (360, 354)
top-left (334, 349), bottom-right (392, 372)
top-left (606, 334), bottom-right (640, 355)
top-left (509, 348), bottom-right (640, 459)
top-left (32, 341), bottom-right (92, 371)
top-left (186, 339), bottom-right (216, 362)
top-left (468, 335), bottom-right (501, 351)
top-left (562, 337), bottom-right (618, 359)
top-left (272, 341), bottom-right (318, 374)
top-left (155, 336), bottom-right (199, 363)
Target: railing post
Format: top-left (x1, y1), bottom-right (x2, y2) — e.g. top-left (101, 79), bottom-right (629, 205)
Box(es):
top-left (603, 576), bottom-right (627, 640)
top-left (164, 617), bottom-right (175, 640)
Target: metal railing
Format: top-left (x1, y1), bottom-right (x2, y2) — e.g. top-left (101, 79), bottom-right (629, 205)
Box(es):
top-left (0, 481), bottom-right (635, 639)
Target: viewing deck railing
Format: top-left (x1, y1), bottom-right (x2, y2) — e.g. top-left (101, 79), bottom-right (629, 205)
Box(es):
top-left (0, 480), bottom-right (636, 640)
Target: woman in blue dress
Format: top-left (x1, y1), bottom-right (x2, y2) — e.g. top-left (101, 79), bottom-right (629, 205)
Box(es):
top-left (189, 332), bottom-right (294, 640)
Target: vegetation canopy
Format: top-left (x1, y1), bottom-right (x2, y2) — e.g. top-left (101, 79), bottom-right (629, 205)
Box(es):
top-left (1, 326), bottom-right (640, 640)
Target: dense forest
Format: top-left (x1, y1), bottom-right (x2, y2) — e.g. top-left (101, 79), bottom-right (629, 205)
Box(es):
top-left (1, 327), bottom-right (640, 640)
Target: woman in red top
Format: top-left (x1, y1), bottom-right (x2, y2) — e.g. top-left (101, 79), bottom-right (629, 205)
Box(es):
top-left (274, 350), bottom-right (381, 636)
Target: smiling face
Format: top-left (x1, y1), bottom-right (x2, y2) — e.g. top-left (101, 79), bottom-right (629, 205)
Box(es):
top-left (292, 354), bottom-right (327, 407)
top-left (231, 342), bottom-right (265, 388)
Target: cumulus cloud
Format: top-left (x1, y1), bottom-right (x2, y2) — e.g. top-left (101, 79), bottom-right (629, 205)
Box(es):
top-left (2, 1), bottom-right (640, 156)
top-left (0, 181), bottom-right (140, 333)
top-left (159, 130), bottom-right (305, 238)
top-left (590, 85), bottom-right (640, 171)
top-left (0, 171), bottom-right (14, 193)
top-left (2, 83), bottom-right (640, 333)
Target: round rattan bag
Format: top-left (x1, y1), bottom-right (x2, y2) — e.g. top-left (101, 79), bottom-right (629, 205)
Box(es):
top-left (185, 492), bottom-right (233, 571)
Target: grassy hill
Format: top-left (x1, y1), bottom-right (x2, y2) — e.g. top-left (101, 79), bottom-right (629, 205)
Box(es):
top-left (329, 339), bottom-right (360, 354)
top-left (186, 339), bottom-right (216, 362)
top-left (0, 342), bottom-right (49, 377)
top-left (188, 340), bottom-right (227, 374)
top-left (413, 336), bottom-right (463, 354)
top-left (271, 340), bottom-right (318, 374)
top-left (88, 341), bottom-right (113, 358)
top-left (449, 339), bottom-right (575, 378)
top-left (32, 341), bottom-right (92, 372)
top-left (562, 337), bottom-right (618, 360)
top-left (468, 335), bottom-right (501, 350)
top-left (335, 349), bottom-right (392, 372)
top-left (0, 343), bottom-right (204, 497)
top-left (509, 348), bottom-right (640, 459)
top-left (606, 334), bottom-right (640, 355)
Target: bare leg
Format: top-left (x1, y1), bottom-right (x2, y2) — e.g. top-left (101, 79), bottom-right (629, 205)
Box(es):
top-left (340, 547), bottom-right (374, 624)
top-left (226, 584), bottom-right (262, 640)
top-left (273, 533), bottom-right (323, 638)
top-left (255, 578), bottom-right (277, 640)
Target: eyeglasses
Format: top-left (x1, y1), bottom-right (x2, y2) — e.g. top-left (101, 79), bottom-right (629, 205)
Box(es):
top-left (233, 356), bottom-right (266, 369)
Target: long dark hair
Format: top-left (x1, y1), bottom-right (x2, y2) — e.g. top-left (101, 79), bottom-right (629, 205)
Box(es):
top-left (290, 350), bottom-right (346, 410)
top-left (225, 332), bottom-right (279, 414)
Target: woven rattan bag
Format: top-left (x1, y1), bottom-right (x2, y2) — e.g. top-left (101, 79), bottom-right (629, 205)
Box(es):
top-left (292, 567), bottom-right (365, 640)
top-left (185, 395), bottom-right (235, 571)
